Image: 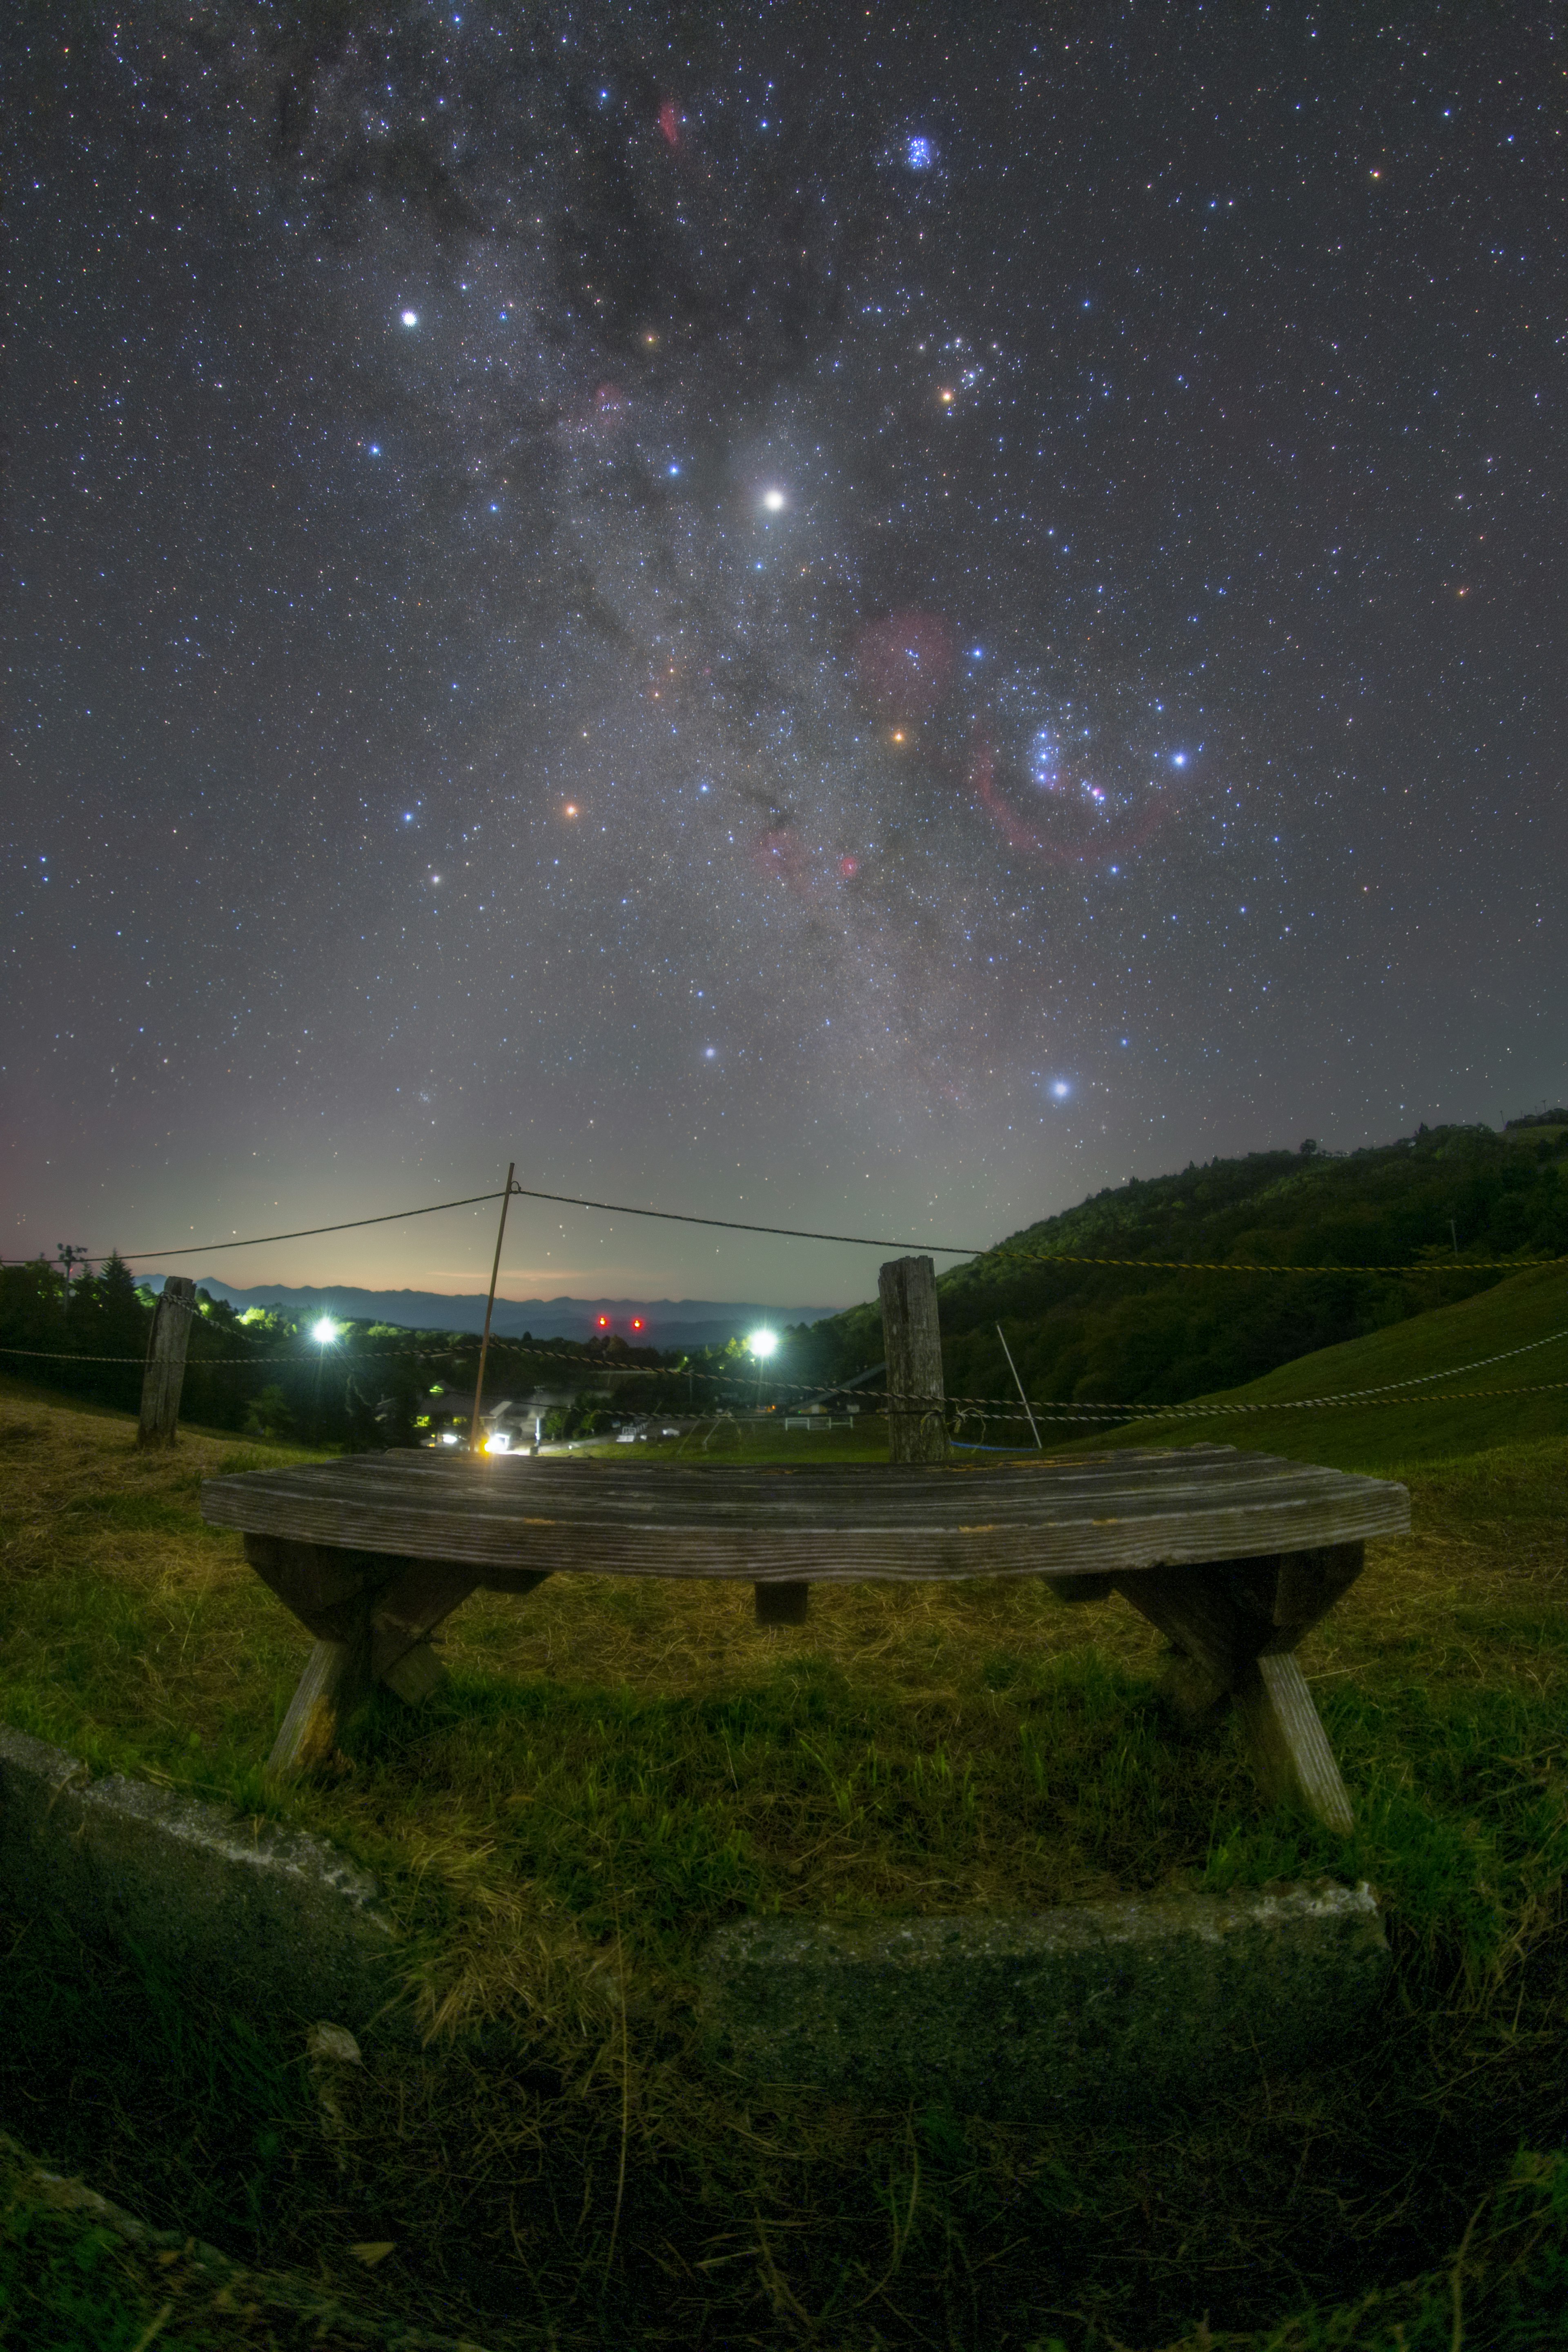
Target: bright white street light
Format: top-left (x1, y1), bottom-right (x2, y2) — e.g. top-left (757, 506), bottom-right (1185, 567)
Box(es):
top-left (311, 1317), bottom-right (339, 1345)
top-left (748, 1326), bottom-right (779, 1410)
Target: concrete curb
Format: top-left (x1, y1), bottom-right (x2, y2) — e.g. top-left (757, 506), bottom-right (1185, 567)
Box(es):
top-left (0, 1725), bottom-right (404, 2034)
top-left (700, 1881), bottom-right (1390, 2119)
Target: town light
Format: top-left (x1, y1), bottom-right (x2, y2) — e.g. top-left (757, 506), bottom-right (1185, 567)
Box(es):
top-left (311, 1317), bottom-right (339, 1345)
top-left (749, 1329), bottom-right (778, 1360)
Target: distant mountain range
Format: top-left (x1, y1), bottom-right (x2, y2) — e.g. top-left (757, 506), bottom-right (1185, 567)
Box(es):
top-left (145, 1278), bottom-right (844, 1349)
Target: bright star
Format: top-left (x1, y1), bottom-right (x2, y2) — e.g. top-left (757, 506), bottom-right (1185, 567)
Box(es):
top-left (762, 488), bottom-right (786, 512)
top-left (1051, 1081), bottom-right (1071, 1099)
top-left (400, 310), bottom-right (419, 327)
top-left (1171, 752), bottom-right (1187, 767)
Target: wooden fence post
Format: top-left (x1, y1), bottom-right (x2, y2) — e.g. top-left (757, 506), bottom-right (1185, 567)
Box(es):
top-left (138, 1275), bottom-right (196, 1449)
top-left (878, 1256), bottom-right (948, 1463)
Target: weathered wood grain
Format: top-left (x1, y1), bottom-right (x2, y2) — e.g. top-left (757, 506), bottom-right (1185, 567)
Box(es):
top-left (1112, 1565), bottom-right (1244, 1700)
top-left (245, 1534), bottom-right (407, 1640)
top-left (367, 1561), bottom-right (487, 1684)
top-left (1262, 1543), bottom-right (1366, 1649)
top-left (205, 1448), bottom-right (1409, 1585)
top-left (137, 1275), bottom-right (195, 1451)
top-left (1232, 1653), bottom-right (1355, 1835)
top-left (379, 1641), bottom-right (448, 1706)
top-left (267, 1631), bottom-right (370, 1776)
top-left (218, 1448), bottom-right (1394, 1820)
top-left (1112, 1554), bottom-right (1362, 1831)
top-left (879, 1256), bottom-right (949, 1463)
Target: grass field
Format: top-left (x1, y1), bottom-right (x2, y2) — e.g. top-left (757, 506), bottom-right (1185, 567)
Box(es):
top-left (1, 1272), bottom-right (1565, 2349)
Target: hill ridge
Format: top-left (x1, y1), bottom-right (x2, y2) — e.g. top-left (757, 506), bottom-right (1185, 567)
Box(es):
top-left (800, 1120), bottom-right (1568, 1424)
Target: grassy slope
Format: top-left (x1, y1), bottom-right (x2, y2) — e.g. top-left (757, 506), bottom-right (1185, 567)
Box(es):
top-left (2, 1372), bottom-right (1565, 2347)
top-left (799, 1121), bottom-right (1568, 1423)
top-left (1069, 1260), bottom-right (1568, 1468)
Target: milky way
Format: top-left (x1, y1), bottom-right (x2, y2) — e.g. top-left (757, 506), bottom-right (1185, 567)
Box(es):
top-left (6, 6), bottom-right (1565, 1299)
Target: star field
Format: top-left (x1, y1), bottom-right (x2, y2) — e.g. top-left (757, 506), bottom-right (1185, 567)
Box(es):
top-left (5, 4), bottom-right (1566, 1299)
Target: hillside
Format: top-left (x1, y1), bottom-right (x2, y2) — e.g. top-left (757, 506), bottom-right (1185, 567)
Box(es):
top-left (792, 1119), bottom-right (1568, 1417)
top-left (1072, 1259), bottom-right (1568, 1472)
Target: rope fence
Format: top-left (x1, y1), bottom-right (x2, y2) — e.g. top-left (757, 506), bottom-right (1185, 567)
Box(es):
top-left (3, 1317), bottom-right (1564, 1424)
top-left (4, 1166), bottom-right (1566, 1441)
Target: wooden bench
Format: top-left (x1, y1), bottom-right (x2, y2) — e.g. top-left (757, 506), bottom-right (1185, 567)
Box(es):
top-left (200, 1444), bottom-right (1410, 1834)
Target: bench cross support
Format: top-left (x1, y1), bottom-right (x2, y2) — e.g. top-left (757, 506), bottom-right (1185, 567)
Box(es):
top-left (1111, 1543), bottom-right (1364, 1835)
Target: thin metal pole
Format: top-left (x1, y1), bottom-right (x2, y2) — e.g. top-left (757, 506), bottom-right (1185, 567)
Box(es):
top-left (996, 1321), bottom-right (1042, 1450)
top-left (469, 1162), bottom-right (515, 1453)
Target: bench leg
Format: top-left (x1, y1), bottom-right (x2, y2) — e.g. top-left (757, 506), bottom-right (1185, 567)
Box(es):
top-left (379, 1639), bottom-right (447, 1705)
top-left (755, 1580), bottom-right (811, 1626)
top-left (1110, 1565), bottom-right (1236, 1717)
top-left (1112, 1557), bottom-right (1359, 1835)
top-left (369, 1564), bottom-right (479, 1700)
top-left (267, 1623), bottom-right (372, 1775)
top-left (1232, 1653), bottom-right (1354, 1837)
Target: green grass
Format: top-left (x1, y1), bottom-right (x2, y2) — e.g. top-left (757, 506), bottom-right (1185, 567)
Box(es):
top-left (1071, 1261), bottom-right (1568, 1468)
top-left (0, 2130), bottom-right (468, 2351)
top-left (2, 1371), bottom-right (1566, 2346)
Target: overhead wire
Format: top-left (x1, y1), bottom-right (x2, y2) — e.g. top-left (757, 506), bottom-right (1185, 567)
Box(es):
top-left (3, 1174), bottom-right (1565, 1276)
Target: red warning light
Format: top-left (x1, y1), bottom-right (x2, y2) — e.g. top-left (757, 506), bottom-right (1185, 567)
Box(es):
top-left (630, 1317), bottom-right (644, 1333)
top-left (596, 1315), bottom-right (610, 1330)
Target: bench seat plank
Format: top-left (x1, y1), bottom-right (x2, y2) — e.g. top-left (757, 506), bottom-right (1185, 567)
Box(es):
top-left (203, 1446), bottom-right (1408, 1584)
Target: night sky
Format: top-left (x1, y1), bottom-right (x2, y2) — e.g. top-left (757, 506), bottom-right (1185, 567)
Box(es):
top-left (7, 4), bottom-right (1566, 1309)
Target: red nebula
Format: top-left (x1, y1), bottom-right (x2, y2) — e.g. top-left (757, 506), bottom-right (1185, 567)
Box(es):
top-left (967, 730), bottom-right (1183, 867)
top-left (968, 733), bottom-right (1042, 854)
top-left (754, 825), bottom-right (809, 891)
top-left (562, 381), bottom-right (629, 444)
top-left (658, 98), bottom-right (680, 147)
top-left (854, 610), bottom-right (955, 718)
top-left (838, 855), bottom-right (860, 878)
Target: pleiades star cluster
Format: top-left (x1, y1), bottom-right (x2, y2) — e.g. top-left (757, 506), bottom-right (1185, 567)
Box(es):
top-left (5, 6), bottom-right (1564, 1292)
